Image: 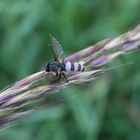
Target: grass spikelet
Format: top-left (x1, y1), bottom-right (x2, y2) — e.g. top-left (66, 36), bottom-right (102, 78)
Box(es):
top-left (0, 25), bottom-right (140, 130)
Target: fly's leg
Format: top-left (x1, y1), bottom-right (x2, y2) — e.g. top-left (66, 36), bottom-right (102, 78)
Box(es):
top-left (61, 72), bottom-right (69, 83)
top-left (55, 71), bottom-right (62, 81)
top-left (57, 71), bottom-right (69, 83)
top-left (55, 72), bottom-right (59, 77)
top-left (61, 59), bottom-right (69, 83)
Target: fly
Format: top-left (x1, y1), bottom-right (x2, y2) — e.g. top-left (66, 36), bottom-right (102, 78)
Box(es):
top-left (44, 35), bottom-right (85, 82)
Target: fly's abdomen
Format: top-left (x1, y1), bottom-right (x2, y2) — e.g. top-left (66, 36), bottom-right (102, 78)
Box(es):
top-left (61, 62), bottom-right (84, 72)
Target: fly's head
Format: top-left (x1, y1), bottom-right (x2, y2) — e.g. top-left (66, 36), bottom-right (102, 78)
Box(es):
top-left (43, 63), bottom-right (50, 72)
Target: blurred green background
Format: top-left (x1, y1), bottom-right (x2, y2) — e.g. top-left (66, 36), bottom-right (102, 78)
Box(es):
top-left (0, 0), bottom-right (140, 140)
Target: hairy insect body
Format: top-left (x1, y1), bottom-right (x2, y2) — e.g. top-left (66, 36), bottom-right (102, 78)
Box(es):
top-left (45, 61), bottom-right (60, 72)
top-left (44, 35), bottom-right (85, 82)
top-left (45, 61), bottom-right (84, 72)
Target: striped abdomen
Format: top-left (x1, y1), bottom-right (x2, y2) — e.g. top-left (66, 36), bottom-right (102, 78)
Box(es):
top-left (61, 62), bottom-right (84, 72)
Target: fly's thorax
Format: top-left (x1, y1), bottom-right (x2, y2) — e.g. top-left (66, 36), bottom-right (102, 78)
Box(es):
top-left (45, 61), bottom-right (60, 72)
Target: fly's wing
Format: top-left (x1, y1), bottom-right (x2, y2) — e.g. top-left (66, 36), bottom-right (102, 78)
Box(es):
top-left (49, 34), bottom-right (64, 62)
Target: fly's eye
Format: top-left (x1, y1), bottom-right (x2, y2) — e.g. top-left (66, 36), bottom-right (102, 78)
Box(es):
top-left (44, 64), bottom-right (50, 72)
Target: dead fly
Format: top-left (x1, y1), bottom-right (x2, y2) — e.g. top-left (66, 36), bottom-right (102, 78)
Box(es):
top-left (43, 35), bottom-right (85, 82)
